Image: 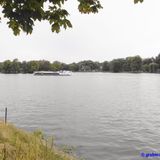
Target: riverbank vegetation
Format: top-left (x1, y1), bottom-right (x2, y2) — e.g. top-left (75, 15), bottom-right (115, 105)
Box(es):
top-left (0, 54), bottom-right (160, 73)
top-left (0, 122), bottom-right (76, 160)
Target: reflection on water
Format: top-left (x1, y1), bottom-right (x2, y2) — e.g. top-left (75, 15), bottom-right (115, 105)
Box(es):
top-left (0, 73), bottom-right (160, 160)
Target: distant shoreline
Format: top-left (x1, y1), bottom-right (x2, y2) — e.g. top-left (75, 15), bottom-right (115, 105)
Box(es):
top-left (0, 71), bottom-right (160, 74)
top-left (0, 54), bottom-right (160, 73)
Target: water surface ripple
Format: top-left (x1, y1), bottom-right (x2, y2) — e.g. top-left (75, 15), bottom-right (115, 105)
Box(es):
top-left (0, 73), bottom-right (160, 160)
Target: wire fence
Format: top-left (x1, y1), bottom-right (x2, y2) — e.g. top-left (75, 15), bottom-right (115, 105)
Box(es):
top-left (0, 107), bottom-right (7, 124)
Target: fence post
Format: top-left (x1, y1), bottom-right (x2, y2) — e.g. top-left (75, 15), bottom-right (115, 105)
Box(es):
top-left (5, 108), bottom-right (7, 124)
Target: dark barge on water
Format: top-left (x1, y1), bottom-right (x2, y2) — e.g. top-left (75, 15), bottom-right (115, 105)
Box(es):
top-left (33, 71), bottom-right (72, 76)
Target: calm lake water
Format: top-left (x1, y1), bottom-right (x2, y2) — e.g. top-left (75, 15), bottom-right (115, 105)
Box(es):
top-left (0, 73), bottom-right (160, 160)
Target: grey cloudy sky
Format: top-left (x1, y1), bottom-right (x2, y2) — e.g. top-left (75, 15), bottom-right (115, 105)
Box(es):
top-left (0, 0), bottom-right (160, 63)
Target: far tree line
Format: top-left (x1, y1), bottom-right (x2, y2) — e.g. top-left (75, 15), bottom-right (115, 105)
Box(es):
top-left (1, 54), bottom-right (160, 74)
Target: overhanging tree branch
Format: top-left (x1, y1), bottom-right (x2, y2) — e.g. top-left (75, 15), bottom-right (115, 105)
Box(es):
top-left (0, 0), bottom-right (144, 35)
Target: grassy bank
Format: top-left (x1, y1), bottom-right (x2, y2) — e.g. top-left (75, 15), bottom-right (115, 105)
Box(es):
top-left (0, 121), bottom-right (76, 160)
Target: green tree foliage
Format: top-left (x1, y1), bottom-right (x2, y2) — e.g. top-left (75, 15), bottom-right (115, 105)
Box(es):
top-left (0, 0), bottom-right (102, 35)
top-left (109, 58), bottom-right (125, 73)
top-left (142, 58), bottom-right (154, 65)
top-left (1, 53), bottom-right (160, 74)
top-left (123, 57), bottom-right (132, 72)
top-left (51, 61), bottom-right (62, 71)
top-left (142, 58), bottom-right (154, 72)
top-left (0, 62), bottom-right (3, 72)
top-left (2, 60), bottom-right (12, 73)
top-left (10, 58), bottom-right (21, 73)
top-left (134, 0), bottom-right (144, 3)
top-left (155, 54), bottom-right (160, 66)
top-left (21, 61), bottom-right (28, 73)
top-left (142, 64), bottom-right (149, 72)
top-left (0, 0), bottom-right (146, 35)
top-left (68, 63), bottom-right (79, 72)
top-left (78, 60), bottom-right (99, 71)
top-left (94, 62), bottom-right (101, 71)
top-left (38, 60), bottom-right (51, 71)
top-left (27, 61), bottom-right (40, 73)
top-left (61, 63), bottom-right (69, 70)
top-left (130, 56), bottom-right (142, 72)
top-left (149, 63), bottom-right (159, 73)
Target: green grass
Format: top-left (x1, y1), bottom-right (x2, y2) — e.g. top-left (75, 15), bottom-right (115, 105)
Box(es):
top-left (0, 121), bottom-right (77, 160)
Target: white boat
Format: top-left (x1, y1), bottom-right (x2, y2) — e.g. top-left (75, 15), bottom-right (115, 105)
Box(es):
top-left (33, 71), bottom-right (72, 76)
top-left (58, 70), bottom-right (72, 76)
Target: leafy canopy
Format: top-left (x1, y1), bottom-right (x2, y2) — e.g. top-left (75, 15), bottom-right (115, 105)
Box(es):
top-left (0, 0), bottom-right (143, 35)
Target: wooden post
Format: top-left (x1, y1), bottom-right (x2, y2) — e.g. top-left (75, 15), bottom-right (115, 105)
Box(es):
top-left (5, 108), bottom-right (7, 124)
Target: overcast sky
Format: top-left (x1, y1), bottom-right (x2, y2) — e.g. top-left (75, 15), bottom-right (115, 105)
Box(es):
top-left (0, 0), bottom-right (160, 63)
